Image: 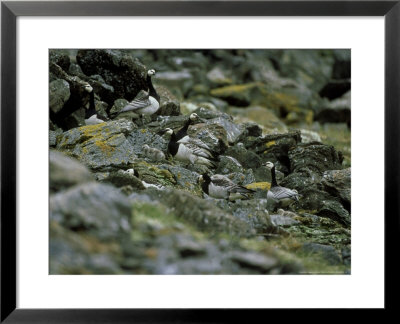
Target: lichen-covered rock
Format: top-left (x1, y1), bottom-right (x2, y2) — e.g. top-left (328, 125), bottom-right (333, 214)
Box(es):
top-left (56, 120), bottom-right (137, 170)
top-left (132, 161), bottom-right (176, 187)
top-left (322, 168), bottom-right (351, 208)
top-left (188, 122), bottom-right (229, 154)
top-left (225, 144), bottom-right (262, 170)
top-left (102, 169), bottom-right (145, 190)
top-left (289, 142), bottom-right (343, 174)
top-left (301, 242), bottom-right (342, 265)
top-left (50, 221), bottom-right (123, 274)
top-left (49, 49), bottom-right (70, 71)
top-left (49, 79), bottom-right (71, 114)
top-left (215, 156), bottom-right (244, 174)
top-left (160, 165), bottom-right (201, 195)
top-left (50, 182), bottom-right (132, 241)
top-left (76, 49), bottom-right (147, 101)
top-left (49, 62), bottom-right (94, 129)
top-left (50, 150), bottom-right (93, 192)
top-left (215, 198), bottom-right (272, 233)
top-left (127, 129), bottom-right (169, 156)
top-left (110, 98), bottom-right (130, 116)
top-left (144, 188), bottom-right (256, 237)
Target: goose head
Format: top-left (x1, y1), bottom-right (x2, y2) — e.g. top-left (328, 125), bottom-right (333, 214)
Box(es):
top-left (264, 161), bottom-right (274, 170)
top-left (147, 69), bottom-right (156, 76)
top-left (198, 173), bottom-right (211, 185)
top-left (189, 112), bottom-right (206, 123)
top-left (83, 83), bottom-right (93, 93)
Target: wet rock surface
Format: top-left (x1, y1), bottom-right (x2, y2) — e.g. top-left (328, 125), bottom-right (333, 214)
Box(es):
top-left (49, 49), bottom-right (351, 274)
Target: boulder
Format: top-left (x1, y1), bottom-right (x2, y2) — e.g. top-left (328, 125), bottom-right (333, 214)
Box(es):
top-left (50, 182), bottom-right (132, 241)
top-left (50, 150), bottom-right (93, 192)
top-left (76, 49), bottom-right (147, 101)
top-left (56, 120), bottom-right (137, 170)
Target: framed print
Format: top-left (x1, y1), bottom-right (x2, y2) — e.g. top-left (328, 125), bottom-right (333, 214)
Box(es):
top-left (1, 0), bottom-right (398, 321)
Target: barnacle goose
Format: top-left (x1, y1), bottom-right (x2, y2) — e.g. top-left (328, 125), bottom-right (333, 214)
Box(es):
top-left (198, 173), bottom-right (254, 200)
top-left (84, 83), bottom-right (108, 125)
top-left (119, 69), bottom-right (160, 116)
top-left (161, 128), bottom-right (216, 168)
top-left (264, 161), bottom-right (300, 207)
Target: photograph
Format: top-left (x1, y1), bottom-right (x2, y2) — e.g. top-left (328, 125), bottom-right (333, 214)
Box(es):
top-left (49, 48), bottom-right (351, 275)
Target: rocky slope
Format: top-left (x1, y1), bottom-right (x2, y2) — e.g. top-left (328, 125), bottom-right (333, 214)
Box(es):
top-left (49, 49), bottom-right (351, 274)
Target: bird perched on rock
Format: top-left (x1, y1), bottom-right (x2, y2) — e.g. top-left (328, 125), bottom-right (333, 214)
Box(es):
top-left (118, 69), bottom-right (160, 117)
top-left (175, 113), bottom-right (206, 140)
top-left (264, 161), bottom-right (300, 207)
top-left (198, 173), bottom-right (255, 200)
top-left (161, 128), bottom-right (217, 168)
top-left (142, 144), bottom-right (166, 161)
top-left (84, 83), bottom-right (108, 125)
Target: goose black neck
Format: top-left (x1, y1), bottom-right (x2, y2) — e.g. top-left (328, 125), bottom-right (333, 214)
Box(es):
top-left (147, 75), bottom-right (160, 103)
top-left (85, 91), bottom-right (96, 119)
top-left (167, 131), bottom-right (179, 156)
top-left (271, 165), bottom-right (278, 187)
top-left (201, 174), bottom-right (211, 194)
top-left (176, 119), bottom-right (191, 141)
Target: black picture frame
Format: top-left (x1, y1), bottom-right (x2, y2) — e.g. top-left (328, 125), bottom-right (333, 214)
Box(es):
top-left (1, 0), bottom-right (398, 321)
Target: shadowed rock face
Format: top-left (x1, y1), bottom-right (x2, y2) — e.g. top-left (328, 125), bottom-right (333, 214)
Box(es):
top-left (77, 49), bottom-right (147, 102)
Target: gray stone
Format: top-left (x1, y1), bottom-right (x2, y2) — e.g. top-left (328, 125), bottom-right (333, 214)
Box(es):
top-left (56, 120), bottom-right (137, 170)
top-left (49, 79), bottom-right (70, 114)
top-left (50, 150), bottom-right (93, 192)
top-left (50, 182), bottom-right (132, 241)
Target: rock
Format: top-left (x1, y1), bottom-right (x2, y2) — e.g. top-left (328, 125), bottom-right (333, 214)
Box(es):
top-left (50, 182), bottom-right (132, 241)
top-left (188, 123), bottom-right (229, 154)
top-left (133, 161), bottom-right (177, 187)
top-left (155, 85), bottom-right (181, 116)
top-left (315, 91), bottom-right (351, 125)
top-left (50, 150), bottom-right (93, 192)
top-left (127, 129), bottom-right (169, 156)
top-left (87, 75), bottom-right (115, 107)
top-left (301, 243), bottom-right (342, 265)
top-left (322, 168), bottom-right (351, 208)
top-left (154, 70), bottom-right (194, 98)
top-left (49, 129), bottom-right (63, 147)
top-left (243, 131), bottom-right (301, 174)
top-left (317, 200), bottom-right (350, 226)
top-left (110, 98), bottom-right (130, 116)
top-left (210, 83), bottom-right (260, 106)
top-left (215, 156), bottom-right (244, 174)
top-left (193, 106), bottom-right (229, 120)
top-left (319, 79), bottom-right (351, 100)
top-left (56, 120), bottom-right (137, 170)
top-left (50, 221), bottom-right (123, 274)
top-left (270, 214), bottom-right (301, 227)
top-left (49, 49), bottom-right (70, 71)
top-left (103, 170), bottom-right (145, 190)
top-left (76, 49), bottom-right (147, 101)
top-left (207, 67), bottom-right (233, 86)
top-left (229, 251), bottom-right (278, 272)
top-left (206, 117), bottom-right (242, 144)
top-left (144, 188), bottom-right (256, 237)
top-left (289, 142), bottom-right (343, 174)
top-left (225, 144), bottom-right (262, 170)
top-left (49, 79), bottom-right (71, 114)
top-left (160, 165), bottom-right (201, 194)
top-left (232, 106), bottom-right (288, 134)
top-left (216, 198), bottom-right (272, 233)
top-left (270, 49), bottom-right (334, 92)
top-left (300, 129), bottom-right (322, 143)
top-left (49, 62), bottom-right (94, 129)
